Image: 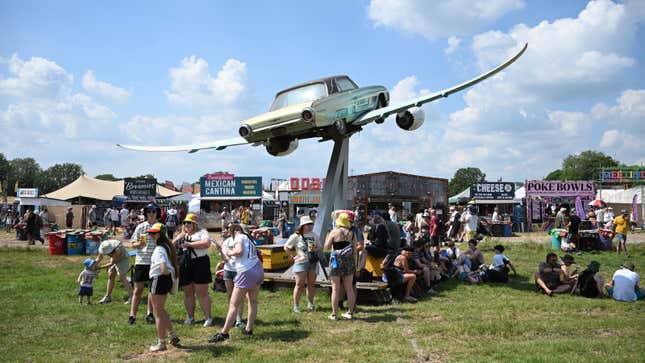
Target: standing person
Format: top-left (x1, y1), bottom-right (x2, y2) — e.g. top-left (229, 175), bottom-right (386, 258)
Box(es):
top-left (33, 211), bottom-right (44, 244)
top-left (429, 209), bottom-right (440, 253)
top-left (276, 207), bottom-right (287, 238)
top-left (594, 207), bottom-right (605, 228)
top-left (383, 212), bottom-right (401, 251)
top-left (604, 207), bottom-right (615, 227)
top-left (103, 208), bottom-right (111, 230)
top-left (165, 206), bottom-right (178, 239)
top-left (284, 216), bottom-right (320, 313)
top-left (240, 205), bottom-right (251, 225)
top-left (217, 224), bottom-right (246, 328)
top-left (568, 209), bottom-right (582, 254)
top-left (172, 213), bottom-right (214, 326)
top-left (402, 215), bottom-right (415, 247)
top-left (119, 205), bottom-right (129, 231)
top-left (5, 208), bottom-right (14, 232)
top-left (66, 207), bottom-right (74, 229)
top-left (388, 204), bottom-right (398, 224)
top-left (464, 207), bottom-right (479, 242)
top-left (324, 213), bottom-right (359, 320)
top-left (96, 239), bottom-right (133, 304)
top-left (613, 209), bottom-right (630, 257)
top-left (77, 258), bottom-right (99, 304)
top-left (127, 203), bottom-right (160, 325)
top-left (220, 207), bottom-right (230, 232)
top-left (208, 224), bottom-right (263, 343)
top-left (491, 207), bottom-right (501, 223)
top-left (606, 262), bottom-right (644, 302)
top-left (365, 214), bottom-right (389, 258)
top-left (146, 223), bottom-right (181, 352)
top-left (88, 205), bottom-right (97, 228)
top-left (109, 207), bottom-right (119, 234)
top-left (555, 207), bottom-right (568, 229)
top-left (25, 209), bottom-right (35, 245)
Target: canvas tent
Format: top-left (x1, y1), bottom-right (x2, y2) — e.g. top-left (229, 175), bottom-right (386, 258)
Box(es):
top-left (598, 186), bottom-right (644, 227)
top-left (43, 174), bottom-right (181, 201)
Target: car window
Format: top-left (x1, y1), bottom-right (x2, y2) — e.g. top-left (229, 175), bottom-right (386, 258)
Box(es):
top-left (336, 77), bottom-right (357, 92)
top-left (270, 83), bottom-right (327, 111)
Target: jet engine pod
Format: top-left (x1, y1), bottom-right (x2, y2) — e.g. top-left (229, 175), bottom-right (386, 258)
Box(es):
top-left (395, 107), bottom-right (425, 131)
top-left (265, 137), bottom-right (299, 156)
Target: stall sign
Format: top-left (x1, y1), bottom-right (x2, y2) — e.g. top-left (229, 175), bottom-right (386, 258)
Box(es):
top-left (288, 191), bottom-right (321, 205)
top-left (525, 180), bottom-right (595, 197)
top-left (470, 182), bottom-right (515, 200)
top-left (600, 168), bottom-right (645, 184)
top-left (124, 178), bottom-right (157, 201)
top-left (289, 177), bottom-right (326, 191)
top-left (200, 176), bottom-right (262, 198)
top-left (17, 188), bottom-right (39, 198)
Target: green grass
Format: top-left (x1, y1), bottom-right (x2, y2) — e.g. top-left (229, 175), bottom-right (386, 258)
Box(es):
top-left (1, 240), bottom-right (644, 362)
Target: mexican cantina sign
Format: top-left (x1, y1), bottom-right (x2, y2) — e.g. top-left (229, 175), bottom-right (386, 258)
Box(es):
top-left (600, 168), bottom-right (645, 184)
top-left (200, 174), bottom-right (262, 198)
top-left (470, 182), bottom-right (515, 200)
top-left (525, 180), bottom-right (595, 197)
top-left (124, 178), bottom-right (157, 201)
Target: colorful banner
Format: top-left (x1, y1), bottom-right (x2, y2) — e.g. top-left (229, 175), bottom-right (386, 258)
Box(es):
top-left (633, 194), bottom-right (639, 222)
top-left (525, 180), bottom-right (595, 197)
top-left (600, 168), bottom-right (645, 184)
top-left (470, 182), bottom-right (515, 200)
top-left (200, 176), bottom-right (262, 198)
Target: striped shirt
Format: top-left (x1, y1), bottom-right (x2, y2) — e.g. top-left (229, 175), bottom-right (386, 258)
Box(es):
top-left (131, 221), bottom-right (157, 265)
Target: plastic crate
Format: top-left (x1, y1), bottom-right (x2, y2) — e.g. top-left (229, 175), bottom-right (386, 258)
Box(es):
top-left (257, 244), bottom-right (293, 271)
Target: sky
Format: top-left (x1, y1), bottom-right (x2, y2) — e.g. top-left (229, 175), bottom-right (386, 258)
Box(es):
top-left (1, 0), bottom-right (644, 188)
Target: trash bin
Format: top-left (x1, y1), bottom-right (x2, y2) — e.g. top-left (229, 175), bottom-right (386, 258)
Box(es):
top-left (84, 231), bottom-right (104, 255)
top-left (550, 228), bottom-right (568, 250)
top-left (66, 231), bottom-right (85, 255)
top-left (46, 232), bottom-right (66, 255)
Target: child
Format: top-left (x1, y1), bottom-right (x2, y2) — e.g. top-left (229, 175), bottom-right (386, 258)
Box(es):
top-left (77, 258), bottom-right (99, 304)
top-left (486, 245), bottom-right (516, 283)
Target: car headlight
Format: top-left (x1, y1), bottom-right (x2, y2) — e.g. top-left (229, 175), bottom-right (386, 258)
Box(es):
top-left (301, 108), bottom-right (315, 122)
top-left (239, 124), bottom-right (252, 137)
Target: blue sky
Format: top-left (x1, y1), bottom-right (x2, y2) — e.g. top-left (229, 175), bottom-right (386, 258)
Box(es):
top-left (2, 0), bottom-right (644, 188)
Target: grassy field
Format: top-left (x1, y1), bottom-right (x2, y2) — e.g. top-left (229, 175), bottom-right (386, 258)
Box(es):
top-left (0, 240), bottom-right (643, 363)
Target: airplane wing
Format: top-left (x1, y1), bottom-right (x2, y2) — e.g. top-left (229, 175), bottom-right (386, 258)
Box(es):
top-left (117, 136), bottom-right (250, 154)
top-left (354, 43), bottom-right (528, 126)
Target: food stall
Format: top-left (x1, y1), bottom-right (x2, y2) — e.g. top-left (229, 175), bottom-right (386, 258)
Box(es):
top-left (525, 180), bottom-right (595, 232)
top-left (198, 173), bottom-right (263, 229)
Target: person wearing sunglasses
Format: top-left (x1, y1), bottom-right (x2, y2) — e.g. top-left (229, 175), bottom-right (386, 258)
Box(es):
top-left (172, 213), bottom-right (214, 327)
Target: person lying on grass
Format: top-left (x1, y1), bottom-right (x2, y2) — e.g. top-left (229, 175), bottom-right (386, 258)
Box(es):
top-left (535, 252), bottom-right (575, 296)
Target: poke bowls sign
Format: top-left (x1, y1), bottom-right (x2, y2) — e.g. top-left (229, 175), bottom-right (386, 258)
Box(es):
top-left (525, 180), bottom-right (595, 197)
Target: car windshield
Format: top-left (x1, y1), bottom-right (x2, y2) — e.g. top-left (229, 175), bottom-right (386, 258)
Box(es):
top-left (270, 83), bottom-right (327, 111)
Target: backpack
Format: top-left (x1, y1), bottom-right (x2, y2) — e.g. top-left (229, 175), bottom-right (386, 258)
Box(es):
top-left (578, 270), bottom-right (600, 298)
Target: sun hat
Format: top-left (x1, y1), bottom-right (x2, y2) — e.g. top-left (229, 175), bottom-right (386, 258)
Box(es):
top-left (587, 261), bottom-right (600, 273)
top-left (83, 258), bottom-right (95, 268)
top-left (622, 262), bottom-right (635, 271)
top-left (99, 240), bottom-right (119, 255)
top-left (147, 222), bottom-right (164, 233)
top-left (183, 213), bottom-right (199, 224)
top-left (335, 213), bottom-right (351, 228)
top-left (299, 215), bottom-right (314, 226)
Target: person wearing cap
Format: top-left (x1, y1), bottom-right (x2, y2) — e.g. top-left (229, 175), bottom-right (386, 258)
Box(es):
top-left (172, 213), bottom-right (214, 327)
top-left (208, 223), bottom-right (263, 343)
top-left (463, 208), bottom-right (479, 242)
top-left (612, 209), bottom-right (630, 257)
top-left (127, 203), bottom-right (160, 325)
top-left (96, 239), bottom-right (133, 304)
top-left (323, 212), bottom-right (360, 320)
top-left (606, 262), bottom-right (644, 302)
top-left (284, 215), bottom-right (320, 313)
top-left (77, 258), bottom-right (99, 304)
top-left (146, 222), bottom-right (180, 352)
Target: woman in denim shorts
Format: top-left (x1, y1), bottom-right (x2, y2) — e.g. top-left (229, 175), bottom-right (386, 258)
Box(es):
top-left (284, 215), bottom-right (320, 312)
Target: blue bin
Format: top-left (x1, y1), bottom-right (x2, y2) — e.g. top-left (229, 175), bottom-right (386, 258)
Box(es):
top-left (550, 228), bottom-right (567, 250)
top-left (66, 232), bottom-right (85, 255)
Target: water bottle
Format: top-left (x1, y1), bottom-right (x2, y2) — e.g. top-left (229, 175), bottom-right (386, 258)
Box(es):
top-left (330, 252), bottom-right (338, 269)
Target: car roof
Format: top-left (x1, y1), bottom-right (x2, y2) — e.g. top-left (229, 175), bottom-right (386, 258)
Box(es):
top-left (275, 75), bottom-right (353, 96)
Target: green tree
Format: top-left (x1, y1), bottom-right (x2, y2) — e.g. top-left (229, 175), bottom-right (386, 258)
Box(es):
top-left (544, 169), bottom-right (563, 180)
top-left (8, 158), bottom-right (41, 193)
top-left (448, 167), bottom-right (486, 196)
top-left (95, 173), bottom-right (121, 181)
top-left (0, 153), bottom-right (9, 201)
top-left (559, 150), bottom-right (620, 180)
top-left (37, 163), bottom-right (84, 194)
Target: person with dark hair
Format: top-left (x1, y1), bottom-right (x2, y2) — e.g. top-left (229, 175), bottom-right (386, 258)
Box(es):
top-left (560, 254), bottom-right (579, 283)
top-left (577, 261), bottom-right (605, 298)
top-left (383, 212), bottom-right (401, 251)
top-left (365, 214), bottom-right (389, 258)
top-left (392, 248), bottom-right (419, 303)
top-left (567, 210), bottom-right (581, 254)
top-left (535, 253), bottom-right (574, 296)
top-left (464, 239), bottom-right (484, 271)
top-left (146, 223), bottom-right (180, 352)
top-left (486, 245), bottom-right (516, 283)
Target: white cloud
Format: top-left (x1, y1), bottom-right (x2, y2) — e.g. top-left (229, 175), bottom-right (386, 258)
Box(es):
top-left (0, 54), bottom-right (73, 98)
top-left (445, 36), bottom-right (461, 54)
top-left (165, 56), bottom-right (248, 108)
top-left (367, 0), bottom-right (525, 40)
top-left (599, 129), bottom-right (620, 148)
top-left (82, 70), bottom-right (131, 103)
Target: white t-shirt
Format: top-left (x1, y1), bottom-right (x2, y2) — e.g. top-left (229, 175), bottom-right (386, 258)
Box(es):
top-left (119, 208), bottom-right (129, 225)
top-left (464, 214), bottom-right (478, 232)
top-left (285, 232), bottom-right (319, 264)
top-left (184, 229), bottom-right (211, 258)
top-left (446, 247), bottom-right (461, 259)
top-left (230, 234), bottom-right (259, 273)
top-left (460, 211), bottom-right (469, 223)
top-left (149, 245), bottom-right (175, 279)
top-left (389, 209), bottom-right (397, 223)
top-left (490, 253), bottom-right (509, 271)
top-left (611, 268), bottom-right (639, 302)
top-left (604, 212), bottom-right (614, 223)
top-left (222, 237), bottom-right (236, 271)
top-left (492, 212), bottom-right (501, 222)
top-left (110, 208), bottom-right (119, 221)
top-left (130, 221), bottom-right (157, 265)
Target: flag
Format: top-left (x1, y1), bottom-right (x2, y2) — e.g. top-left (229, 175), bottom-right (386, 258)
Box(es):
top-left (575, 196), bottom-right (585, 219)
top-left (14, 181), bottom-right (18, 192)
top-left (633, 194), bottom-right (639, 222)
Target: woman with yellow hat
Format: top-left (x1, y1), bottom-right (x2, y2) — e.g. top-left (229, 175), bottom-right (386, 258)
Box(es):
top-left (172, 213), bottom-right (214, 327)
top-left (324, 212), bottom-right (359, 320)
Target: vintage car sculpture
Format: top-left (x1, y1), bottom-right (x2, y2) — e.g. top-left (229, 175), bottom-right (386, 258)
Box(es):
top-left (118, 43), bottom-right (527, 155)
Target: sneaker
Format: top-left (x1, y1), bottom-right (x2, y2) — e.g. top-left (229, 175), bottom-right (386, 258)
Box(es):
top-left (98, 295), bottom-right (111, 304)
top-left (124, 297), bottom-right (132, 305)
top-left (128, 316), bottom-right (136, 325)
top-left (184, 316), bottom-right (195, 325)
top-left (307, 303), bottom-right (316, 311)
top-left (235, 320), bottom-right (246, 329)
top-left (145, 313), bottom-right (155, 324)
top-left (169, 334), bottom-right (180, 347)
top-left (241, 329), bottom-right (253, 336)
top-left (328, 314), bottom-right (337, 321)
top-left (207, 332), bottom-right (229, 343)
top-left (203, 318), bottom-right (214, 327)
top-left (404, 296), bottom-right (418, 303)
top-left (341, 311), bottom-right (353, 320)
top-left (149, 342), bottom-right (166, 352)
top-left (293, 305), bottom-right (301, 313)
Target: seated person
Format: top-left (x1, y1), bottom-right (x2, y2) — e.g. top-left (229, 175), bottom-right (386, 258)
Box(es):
top-left (380, 249), bottom-right (417, 303)
top-left (606, 262), bottom-right (644, 302)
top-left (560, 254), bottom-right (579, 283)
top-left (535, 252), bottom-right (575, 296)
top-left (454, 253), bottom-right (483, 284)
top-left (486, 245), bottom-right (516, 283)
top-left (409, 241), bottom-right (434, 292)
top-left (464, 239), bottom-right (484, 271)
top-left (365, 214), bottom-right (390, 258)
top-left (597, 228), bottom-right (615, 251)
top-left (577, 261), bottom-right (605, 298)
top-left (560, 234), bottom-right (579, 254)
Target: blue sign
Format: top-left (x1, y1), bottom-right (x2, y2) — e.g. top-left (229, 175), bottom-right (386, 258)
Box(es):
top-left (200, 176), bottom-right (262, 198)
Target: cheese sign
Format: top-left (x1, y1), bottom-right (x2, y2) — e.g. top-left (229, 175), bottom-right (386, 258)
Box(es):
top-left (290, 177), bottom-right (326, 191)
